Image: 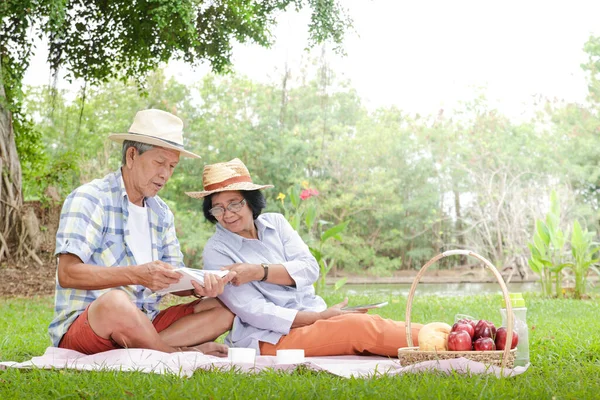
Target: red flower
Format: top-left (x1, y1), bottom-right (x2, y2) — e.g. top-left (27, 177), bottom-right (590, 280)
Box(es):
top-left (300, 188), bottom-right (319, 200)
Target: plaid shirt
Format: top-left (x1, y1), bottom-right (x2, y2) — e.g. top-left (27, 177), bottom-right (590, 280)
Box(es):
top-left (48, 168), bottom-right (184, 346)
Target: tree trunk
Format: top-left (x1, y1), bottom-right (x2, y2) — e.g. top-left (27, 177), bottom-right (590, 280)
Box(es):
top-left (318, 45), bottom-right (329, 157)
top-left (279, 62), bottom-right (289, 130)
top-left (454, 189), bottom-right (467, 265)
top-left (0, 58), bottom-right (25, 262)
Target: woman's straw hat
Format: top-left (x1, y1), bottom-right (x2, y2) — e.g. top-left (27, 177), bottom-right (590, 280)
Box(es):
top-left (186, 158), bottom-right (274, 198)
top-left (108, 109), bottom-right (200, 158)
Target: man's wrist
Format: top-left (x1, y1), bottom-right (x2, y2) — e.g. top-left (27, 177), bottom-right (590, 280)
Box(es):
top-left (128, 264), bottom-right (142, 285)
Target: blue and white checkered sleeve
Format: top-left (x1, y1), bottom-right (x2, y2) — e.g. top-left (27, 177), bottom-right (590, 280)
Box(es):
top-left (54, 188), bottom-right (104, 264)
top-left (159, 208), bottom-right (185, 268)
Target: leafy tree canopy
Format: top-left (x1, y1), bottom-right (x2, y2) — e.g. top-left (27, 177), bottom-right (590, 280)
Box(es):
top-left (1, 0), bottom-right (350, 98)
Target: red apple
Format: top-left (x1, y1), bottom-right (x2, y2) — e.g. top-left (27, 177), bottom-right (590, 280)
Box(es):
top-left (447, 331), bottom-right (473, 351)
top-left (451, 322), bottom-right (475, 339)
top-left (495, 327), bottom-right (518, 350)
top-left (473, 319), bottom-right (497, 340)
top-left (457, 318), bottom-right (477, 331)
top-left (473, 337), bottom-right (496, 351)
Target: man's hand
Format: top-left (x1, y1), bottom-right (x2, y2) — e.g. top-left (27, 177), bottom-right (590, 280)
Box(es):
top-left (191, 271), bottom-right (235, 298)
top-left (319, 297), bottom-right (368, 320)
top-left (221, 263), bottom-right (262, 286)
top-left (134, 261), bottom-right (181, 291)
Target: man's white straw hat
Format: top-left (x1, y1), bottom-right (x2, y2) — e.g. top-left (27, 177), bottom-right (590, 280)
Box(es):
top-left (108, 109), bottom-right (200, 158)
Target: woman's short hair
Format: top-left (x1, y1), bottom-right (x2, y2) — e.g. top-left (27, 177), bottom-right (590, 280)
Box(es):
top-left (203, 190), bottom-right (267, 224)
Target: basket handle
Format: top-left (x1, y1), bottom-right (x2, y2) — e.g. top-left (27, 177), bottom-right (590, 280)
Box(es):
top-left (404, 250), bottom-right (514, 369)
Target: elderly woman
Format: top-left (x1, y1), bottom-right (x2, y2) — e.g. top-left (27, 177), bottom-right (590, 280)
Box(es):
top-left (186, 158), bottom-right (421, 357)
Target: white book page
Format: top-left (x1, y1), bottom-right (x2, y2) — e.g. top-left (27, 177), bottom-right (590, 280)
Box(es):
top-left (156, 268), bottom-right (229, 295)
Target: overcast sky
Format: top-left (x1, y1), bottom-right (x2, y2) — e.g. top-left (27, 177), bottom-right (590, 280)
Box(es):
top-left (24, 0), bottom-right (600, 119)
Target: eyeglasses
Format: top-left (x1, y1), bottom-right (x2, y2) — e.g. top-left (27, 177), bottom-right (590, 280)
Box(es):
top-left (209, 199), bottom-right (246, 217)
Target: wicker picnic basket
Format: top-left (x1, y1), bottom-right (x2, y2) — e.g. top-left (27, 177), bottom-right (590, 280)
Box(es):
top-left (398, 250), bottom-right (517, 369)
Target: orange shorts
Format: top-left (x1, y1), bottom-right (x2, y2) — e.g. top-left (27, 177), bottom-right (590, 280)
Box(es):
top-left (58, 300), bottom-right (199, 355)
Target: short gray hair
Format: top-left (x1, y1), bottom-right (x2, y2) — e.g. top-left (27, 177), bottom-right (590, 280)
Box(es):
top-left (121, 140), bottom-right (155, 165)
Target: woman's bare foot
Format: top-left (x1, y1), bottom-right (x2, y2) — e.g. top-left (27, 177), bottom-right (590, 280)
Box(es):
top-left (180, 342), bottom-right (229, 357)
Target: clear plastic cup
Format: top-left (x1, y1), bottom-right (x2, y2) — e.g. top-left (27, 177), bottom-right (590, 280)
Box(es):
top-left (454, 313), bottom-right (479, 324)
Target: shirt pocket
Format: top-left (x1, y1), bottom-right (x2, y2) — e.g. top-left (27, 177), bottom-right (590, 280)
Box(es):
top-left (100, 233), bottom-right (128, 266)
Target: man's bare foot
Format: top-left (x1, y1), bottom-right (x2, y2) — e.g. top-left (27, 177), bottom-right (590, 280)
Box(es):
top-left (180, 342), bottom-right (229, 357)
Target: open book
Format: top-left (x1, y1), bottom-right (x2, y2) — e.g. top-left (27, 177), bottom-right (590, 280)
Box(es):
top-left (156, 268), bottom-right (229, 295)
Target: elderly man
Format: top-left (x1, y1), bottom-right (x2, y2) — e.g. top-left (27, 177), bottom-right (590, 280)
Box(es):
top-left (48, 109), bottom-right (234, 356)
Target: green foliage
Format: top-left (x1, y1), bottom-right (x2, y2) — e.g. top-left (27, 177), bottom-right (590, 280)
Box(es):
top-left (305, 0), bottom-right (353, 53)
top-left (582, 35), bottom-right (600, 104)
top-left (310, 220), bottom-right (350, 295)
top-left (277, 182), bottom-right (349, 294)
top-left (20, 69), bottom-right (202, 199)
top-left (15, 40), bottom-right (600, 279)
top-left (2, 1), bottom-right (351, 89)
top-left (565, 220), bottom-right (600, 299)
top-left (528, 191), bottom-right (569, 297)
top-left (528, 191), bottom-right (600, 299)
top-left (12, 116), bottom-right (50, 199)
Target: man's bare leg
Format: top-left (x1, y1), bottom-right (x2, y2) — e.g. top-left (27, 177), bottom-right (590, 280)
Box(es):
top-left (158, 298), bottom-right (234, 354)
top-left (87, 290), bottom-right (177, 353)
top-left (88, 291), bottom-right (231, 356)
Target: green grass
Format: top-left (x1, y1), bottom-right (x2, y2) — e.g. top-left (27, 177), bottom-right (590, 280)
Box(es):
top-left (1, 293), bottom-right (599, 399)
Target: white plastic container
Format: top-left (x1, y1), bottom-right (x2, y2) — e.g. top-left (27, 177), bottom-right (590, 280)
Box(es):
top-left (276, 349), bottom-right (305, 364)
top-left (500, 293), bottom-right (529, 367)
top-left (228, 348), bottom-right (256, 364)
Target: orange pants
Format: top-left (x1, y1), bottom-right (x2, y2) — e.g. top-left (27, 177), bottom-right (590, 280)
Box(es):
top-left (260, 314), bottom-right (422, 357)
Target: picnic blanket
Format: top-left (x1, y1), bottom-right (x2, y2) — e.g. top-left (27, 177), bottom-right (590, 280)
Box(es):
top-left (0, 347), bottom-right (528, 378)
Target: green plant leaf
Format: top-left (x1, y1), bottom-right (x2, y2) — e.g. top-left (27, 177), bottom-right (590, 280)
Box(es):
top-left (528, 243), bottom-right (540, 259)
top-left (571, 220), bottom-right (584, 254)
top-left (305, 204), bottom-right (317, 232)
top-left (289, 185), bottom-right (300, 208)
top-left (320, 258), bottom-right (332, 274)
top-left (333, 277), bottom-right (347, 291)
top-left (540, 259), bottom-right (554, 267)
top-left (528, 258), bottom-right (543, 274)
top-left (533, 235), bottom-right (547, 258)
top-left (309, 246), bottom-right (323, 261)
top-left (549, 263), bottom-right (569, 273)
top-left (550, 230), bottom-right (566, 252)
top-left (289, 214), bottom-right (301, 232)
top-left (536, 219), bottom-right (550, 245)
top-left (321, 220), bottom-right (350, 243)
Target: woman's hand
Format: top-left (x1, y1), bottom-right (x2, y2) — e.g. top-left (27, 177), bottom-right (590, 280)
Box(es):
top-left (191, 271), bottom-right (235, 298)
top-left (221, 263), bottom-right (263, 286)
top-left (319, 297), bottom-right (368, 320)
top-left (291, 297), bottom-right (367, 328)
